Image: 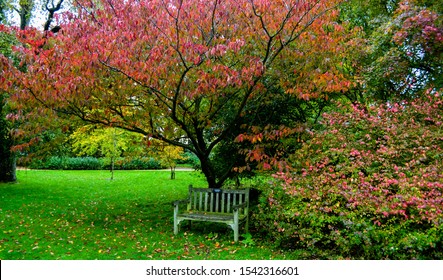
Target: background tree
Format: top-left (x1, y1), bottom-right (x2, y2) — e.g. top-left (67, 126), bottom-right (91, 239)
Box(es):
top-left (0, 0), bottom-right (65, 182)
top-left (69, 125), bottom-right (145, 179)
top-left (12, 0), bottom-right (34, 30)
top-left (10, 0), bottom-right (351, 188)
top-left (147, 139), bottom-right (186, 180)
top-left (340, 0), bottom-right (442, 101)
top-left (0, 23), bottom-right (19, 182)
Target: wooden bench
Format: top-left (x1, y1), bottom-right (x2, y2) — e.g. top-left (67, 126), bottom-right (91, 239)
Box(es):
top-left (173, 185), bottom-right (249, 242)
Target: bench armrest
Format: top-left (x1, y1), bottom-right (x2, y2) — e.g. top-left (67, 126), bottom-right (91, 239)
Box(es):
top-left (173, 199), bottom-right (190, 206)
top-left (233, 202), bottom-right (248, 211)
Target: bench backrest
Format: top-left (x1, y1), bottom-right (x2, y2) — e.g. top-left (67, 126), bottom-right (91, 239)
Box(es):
top-left (187, 185), bottom-right (249, 215)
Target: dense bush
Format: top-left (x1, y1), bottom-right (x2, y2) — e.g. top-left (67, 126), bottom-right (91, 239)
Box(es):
top-left (252, 182), bottom-right (443, 259)
top-left (28, 156), bottom-right (163, 170)
top-left (111, 157), bottom-right (164, 170)
top-left (29, 156), bottom-right (102, 170)
top-left (252, 93), bottom-right (443, 259)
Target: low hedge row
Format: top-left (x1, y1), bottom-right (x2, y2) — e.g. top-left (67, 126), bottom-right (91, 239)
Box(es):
top-left (28, 156), bottom-right (164, 170)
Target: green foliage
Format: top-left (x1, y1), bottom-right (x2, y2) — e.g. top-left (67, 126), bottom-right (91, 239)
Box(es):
top-left (0, 28), bottom-right (18, 60)
top-left (0, 0), bottom-right (6, 23)
top-left (28, 156), bottom-right (163, 170)
top-left (110, 157), bottom-right (163, 170)
top-left (240, 233), bottom-right (256, 247)
top-left (69, 126), bottom-right (145, 159)
top-left (213, 83), bottom-right (325, 180)
top-left (340, 0), bottom-right (399, 33)
top-left (29, 156), bottom-right (102, 170)
top-left (340, 0), bottom-right (443, 100)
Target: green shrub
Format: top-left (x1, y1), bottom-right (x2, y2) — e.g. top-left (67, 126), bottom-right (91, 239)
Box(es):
top-left (43, 156), bottom-right (67, 170)
top-left (28, 156), bottom-right (102, 170)
top-left (27, 156), bottom-right (164, 170)
top-left (110, 157), bottom-right (163, 170)
top-left (64, 157), bottom-right (103, 170)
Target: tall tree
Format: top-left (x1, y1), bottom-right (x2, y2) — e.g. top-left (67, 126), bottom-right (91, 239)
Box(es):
top-left (0, 83), bottom-right (17, 183)
top-left (14, 0), bottom-right (34, 30)
top-left (1, 25), bottom-right (19, 183)
top-left (0, 0), bottom-right (65, 182)
top-left (10, 0), bottom-right (351, 188)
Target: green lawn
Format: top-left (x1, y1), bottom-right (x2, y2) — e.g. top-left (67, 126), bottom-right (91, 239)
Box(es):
top-left (0, 170), bottom-right (295, 260)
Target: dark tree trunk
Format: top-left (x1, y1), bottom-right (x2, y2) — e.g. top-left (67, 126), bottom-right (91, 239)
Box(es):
top-left (199, 155), bottom-right (223, 189)
top-left (0, 153), bottom-right (16, 183)
top-left (0, 94), bottom-right (16, 183)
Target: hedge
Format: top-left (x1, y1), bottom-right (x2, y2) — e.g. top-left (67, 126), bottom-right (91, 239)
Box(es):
top-left (28, 156), bottom-right (164, 170)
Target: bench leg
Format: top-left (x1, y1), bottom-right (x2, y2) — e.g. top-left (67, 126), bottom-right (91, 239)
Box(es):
top-left (174, 220), bottom-right (179, 235)
top-left (173, 207), bottom-right (179, 235)
top-left (233, 224), bottom-right (239, 242)
top-left (233, 210), bottom-right (239, 242)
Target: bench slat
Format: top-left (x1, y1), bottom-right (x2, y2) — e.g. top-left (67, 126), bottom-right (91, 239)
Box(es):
top-left (194, 193), bottom-right (197, 210)
top-left (239, 194), bottom-right (243, 214)
top-left (233, 193), bottom-right (237, 208)
top-left (178, 212), bottom-right (245, 222)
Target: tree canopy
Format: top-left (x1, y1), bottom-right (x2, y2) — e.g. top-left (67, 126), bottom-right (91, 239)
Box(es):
top-left (2, 0), bottom-right (441, 188)
top-left (6, 0), bottom-right (352, 188)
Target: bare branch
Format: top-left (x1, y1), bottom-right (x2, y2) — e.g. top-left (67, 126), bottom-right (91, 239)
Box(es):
top-left (43, 0), bottom-right (64, 31)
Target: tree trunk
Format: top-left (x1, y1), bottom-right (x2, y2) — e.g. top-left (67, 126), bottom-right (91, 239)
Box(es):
top-left (170, 166), bottom-right (176, 180)
top-left (199, 155), bottom-right (224, 189)
top-left (110, 156), bottom-right (114, 180)
top-left (0, 95), bottom-right (16, 183)
top-left (0, 147), bottom-right (16, 183)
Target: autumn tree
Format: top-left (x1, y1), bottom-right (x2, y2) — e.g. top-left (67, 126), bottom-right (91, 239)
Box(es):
top-left (9, 0), bottom-right (351, 188)
top-left (0, 4), bottom-right (18, 183)
top-left (0, 0), bottom-right (66, 182)
top-left (69, 125), bottom-right (146, 179)
top-left (147, 139), bottom-right (186, 179)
